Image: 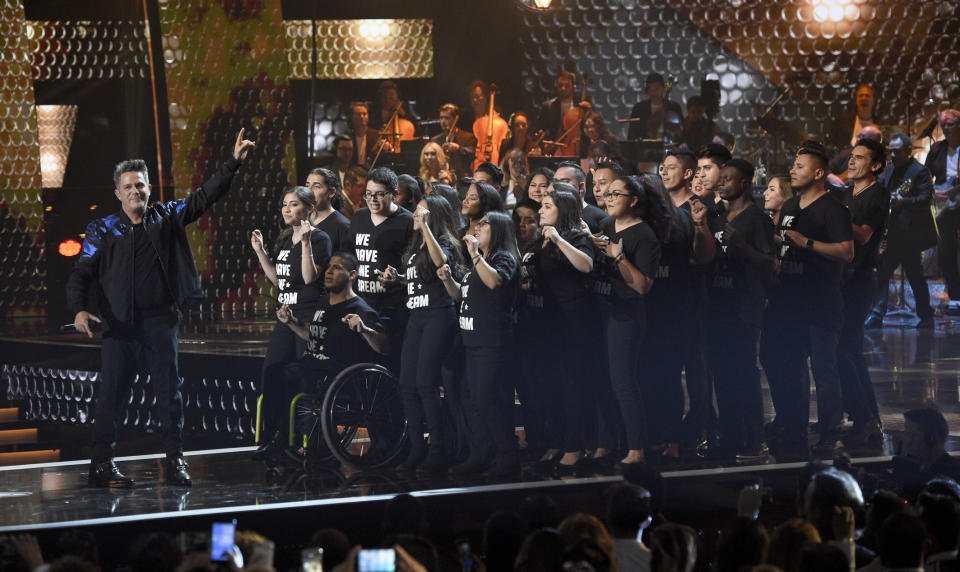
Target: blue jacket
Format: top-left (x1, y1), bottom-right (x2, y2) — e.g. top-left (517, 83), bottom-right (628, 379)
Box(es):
top-left (66, 158), bottom-right (241, 329)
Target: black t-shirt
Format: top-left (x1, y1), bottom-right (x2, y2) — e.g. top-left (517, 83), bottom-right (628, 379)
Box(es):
top-left (708, 203), bottom-right (776, 326)
top-left (132, 223), bottom-right (172, 311)
top-left (303, 295), bottom-right (384, 367)
top-left (275, 229), bottom-right (333, 317)
top-left (777, 193), bottom-right (854, 328)
top-left (582, 203), bottom-right (610, 234)
top-left (349, 206), bottom-right (414, 311)
top-left (314, 210), bottom-right (352, 255)
top-left (595, 219), bottom-right (661, 305)
top-left (404, 239), bottom-right (456, 311)
top-left (649, 208), bottom-right (694, 304)
top-left (458, 251), bottom-right (518, 347)
top-left (837, 183), bottom-right (889, 282)
top-left (534, 231), bottom-right (595, 310)
top-left (518, 243), bottom-right (546, 318)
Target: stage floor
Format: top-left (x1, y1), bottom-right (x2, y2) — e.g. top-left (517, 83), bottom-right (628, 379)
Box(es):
top-left (2, 314), bottom-right (960, 532)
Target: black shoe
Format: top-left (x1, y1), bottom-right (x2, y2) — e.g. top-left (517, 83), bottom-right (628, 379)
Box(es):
top-left (864, 314), bottom-right (883, 330)
top-left (252, 433), bottom-right (284, 462)
top-left (529, 451), bottom-right (563, 476)
top-left (917, 317), bottom-right (935, 329)
top-left (449, 456), bottom-right (490, 477)
top-left (845, 420), bottom-right (883, 446)
top-left (735, 443), bottom-right (771, 465)
top-left (88, 460), bottom-right (134, 488)
top-left (165, 456), bottom-right (192, 487)
top-left (398, 440), bottom-right (427, 473)
top-left (813, 438), bottom-right (843, 459)
top-left (484, 456), bottom-right (521, 480)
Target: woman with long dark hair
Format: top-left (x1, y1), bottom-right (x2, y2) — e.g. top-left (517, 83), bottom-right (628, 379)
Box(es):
top-left (250, 186), bottom-right (332, 458)
top-left (461, 180), bottom-right (504, 236)
top-left (531, 190), bottom-right (595, 473)
top-left (524, 167), bottom-right (554, 205)
top-left (392, 194), bottom-right (465, 474)
top-left (396, 174), bottom-right (426, 212)
top-left (438, 212), bottom-right (521, 478)
top-left (591, 175), bottom-right (665, 468)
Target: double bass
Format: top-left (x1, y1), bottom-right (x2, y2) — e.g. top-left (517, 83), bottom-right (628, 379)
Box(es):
top-left (557, 72), bottom-right (590, 157)
top-left (378, 104), bottom-right (415, 153)
top-left (472, 83), bottom-right (508, 170)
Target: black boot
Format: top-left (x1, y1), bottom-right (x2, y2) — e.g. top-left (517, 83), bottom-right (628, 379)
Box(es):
top-left (417, 441), bottom-right (451, 475)
top-left (88, 460), bottom-right (134, 488)
top-left (165, 456), bottom-right (192, 487)
top-left (252, 432), bottom-right (284, 462)
top-left (398, 438), bottom-right (427, 473)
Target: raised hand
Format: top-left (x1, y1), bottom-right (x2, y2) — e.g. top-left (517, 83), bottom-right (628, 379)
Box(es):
top-left (276, 305), bottom-right (292, 324)
top-left (342, 313), bottom-right (366, 333)
top-left (291, 219), bottom-right (311, 244)
top-left (541, 225), bottom-right (559, 244)
top-left (377, 265), bottom-right (399, 284)
top-left (233, 128), bottom-right (256, 161)
top-left (690, 197), bottom-right (707, 225)
top-left (250, 229), bottom-right (266, 253)
top-left (414, 205), bottom-right (431, 229)
top-left (437, 263), bottom-right (452, 281)
top-left (462, 233), bottom-right (479, 256)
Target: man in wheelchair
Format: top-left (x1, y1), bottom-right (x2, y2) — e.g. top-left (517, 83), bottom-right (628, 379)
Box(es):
top-left (254, 252), bottom-right (391, 461)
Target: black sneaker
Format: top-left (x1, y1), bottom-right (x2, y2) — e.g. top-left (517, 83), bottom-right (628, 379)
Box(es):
top-left (88, 460), bottom-right (134, 488)
top-left (449, 456), bottom-right (490, 477)
top-left (735, 443), bottom-right (771, 465)
top-left (165, 456), bottom-right (192, 487)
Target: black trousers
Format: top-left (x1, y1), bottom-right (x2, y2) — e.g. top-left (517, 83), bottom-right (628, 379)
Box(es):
top-left (598, 303), bottom-right (647, 451)
top-left (262, 357), bottom-right (341, 441)
top-left (680, 281), bottom-right (717, 445)
top-left (260, 319), bottom-right (309, 436)
top-left (539, 306), bottom-right (594, 452)
top-left (463, 344), bottom-right (516, 458)
top-left (707, 313), bottom-right (763, 452)
top-left (839, 274), bottom-right (881, 424)
top-left (763, 309), bottom-right (843, 444)
top-left (873, 238), bottom-right (933, 319)
top-left (642, 299), bottom-right (685, 446)
top-left (399, 306), bottom-right (458, 452)
top-left (938, 209), bottom-right (960, 299)
top-left (93, 313), bottom-right (182, 462)
top-left (514, 319), bottom-right (553, 454)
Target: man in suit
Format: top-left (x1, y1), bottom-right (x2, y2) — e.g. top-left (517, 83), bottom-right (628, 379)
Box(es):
top-left (323, 133), bottom-right (354, 189)
top-left (431, 103), bottom-right (477, 179)
top-left (344, 101), bottom-right (385, 166)
top-left (827, 84), bottom-right (882, 156)
top-left (536, 71), bottom-right (578, 141)
top-left (627, 73), bottom-right (683, 141)
top-left (866, 133), bottom-right (939, 329)
top-left (928, 109), bottom-right (960, 299)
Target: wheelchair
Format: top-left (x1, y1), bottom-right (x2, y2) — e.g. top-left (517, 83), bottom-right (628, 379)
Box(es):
top-left (255, 362), bottom-right (408, 472)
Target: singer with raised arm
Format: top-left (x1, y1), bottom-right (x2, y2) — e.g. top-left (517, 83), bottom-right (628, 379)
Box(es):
top-left (66, 130), bottom-right (256, 488)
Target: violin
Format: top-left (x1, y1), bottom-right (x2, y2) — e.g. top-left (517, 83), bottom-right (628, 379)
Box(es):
top-left (472, 83), bottom-right (508, 170)
top-left (558, 72), bottom-right (590, 157)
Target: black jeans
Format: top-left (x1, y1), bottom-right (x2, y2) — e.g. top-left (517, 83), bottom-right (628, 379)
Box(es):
top-left (839, 275), bottom-right (881, 424)
top-left (260, 319), bottom-right (309, 436)
top-left (399, 306), bottom-right (458, 452)
top-left (598, 303), bottom-right (647, 451)
top-left (707, 314), bottom-right (763, 452)
top-left (514, 319), bottom-right (552, 453)
top-left (873, 238), bottom-right (933, 319)
top-left (938, 209), bottom-right (960, 299)
top-left (642, 299), bottom-right (686, 446)
top-left (681, 280), bottom-right (717, 444)
top-left (539, 306), bottom-right (593, 452)
top-left (463, 344), bottom-right (516, 458)
top-left (93, 313), bottom-right (182, 462)
top-left (764, 313), bottom-right (843, 444)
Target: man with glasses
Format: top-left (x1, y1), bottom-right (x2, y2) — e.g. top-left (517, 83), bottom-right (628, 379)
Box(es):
top-left (348, 167), bottom-right (414, 358)
top-left (865, 133), bottom-right (938, 329)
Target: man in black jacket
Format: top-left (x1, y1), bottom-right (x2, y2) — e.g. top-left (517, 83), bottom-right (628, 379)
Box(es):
top-left (627, 73), bottom-right (683, 142)
top-left (865, 133), bottom-right (938, 329)
top-left (67, 129), bottom-right (255, 487)
top-left (928, 110), bottom-right (960, 299)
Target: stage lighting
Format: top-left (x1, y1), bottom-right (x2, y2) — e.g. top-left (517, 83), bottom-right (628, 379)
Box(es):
top-left (517, 0), bottom-right (555, 13)
top-left (58, 239), bottom-right (81, 257)
top-left (36, 105), bottom-right (78, 189)
top-left (810, 0), bottom-right (859, 23)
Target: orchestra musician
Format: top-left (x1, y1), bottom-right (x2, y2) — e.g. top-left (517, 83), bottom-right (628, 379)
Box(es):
top-left (627, 73), bottom-right (684, 141)
top-left (501, 111), bottom-right (543, 156)
top-left (827, 84), bottom-right (884, 156)
top-left (470, 80), bottom-right (509, 170)
top-left (431, 103), bottom-right (477, 179)
top-left (373, 80), bottom-right (416, 153)
top-left (928, 110), bottom-right (960, 300)
top-left (536, 71), bottom-right (578, 141)
top-left (345, 101), bottom-right (382, 167)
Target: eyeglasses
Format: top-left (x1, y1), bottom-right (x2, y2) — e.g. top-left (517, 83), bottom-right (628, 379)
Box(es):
top-left (363, 191), bottom-right (391, 199)
top-left (603, 192), bottom-right (630, 201)
top-left (476, 220), bottom-right (490, 228)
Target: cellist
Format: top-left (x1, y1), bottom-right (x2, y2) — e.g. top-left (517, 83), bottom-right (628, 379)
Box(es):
top-left (469, 80), bottom-right (508, 171)
top-left (374, 80), bottom-right (415, 153)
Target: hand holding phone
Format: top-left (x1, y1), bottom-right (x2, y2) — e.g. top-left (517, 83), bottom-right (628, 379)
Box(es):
top-left (210, 521), bottom-right (236, 563)
top-left (357, 548), bottom-right (395, 572)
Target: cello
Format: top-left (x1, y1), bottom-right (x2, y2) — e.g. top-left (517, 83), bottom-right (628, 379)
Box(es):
top-left (557, 72), bottom-right (590, 157)
top-left (472, 83), bottom-right (508, 170)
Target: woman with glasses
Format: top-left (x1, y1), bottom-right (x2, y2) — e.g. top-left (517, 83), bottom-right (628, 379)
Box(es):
top-left (250, 186), bottom-right (332, 459)
top-left (592, 176), bottom-right (667, 469)
top-left (390, 194), bottom-right (465, 474)
top-left (438, 212), bottom-right (521, 478)
top-left (530, 190), bottom-right (596, 474)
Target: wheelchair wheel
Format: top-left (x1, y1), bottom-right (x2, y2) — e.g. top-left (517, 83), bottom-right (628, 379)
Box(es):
top-left (321, 363), bottom-right (407, 470)
top-left (290, 393), bottom-right (337, 466)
